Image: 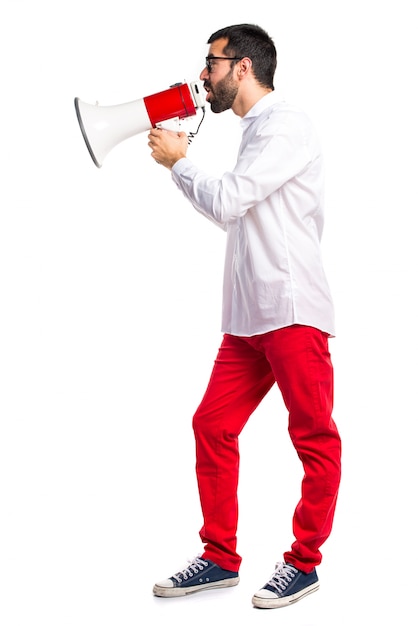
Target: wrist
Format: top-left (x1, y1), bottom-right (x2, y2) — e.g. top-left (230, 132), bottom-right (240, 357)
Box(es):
top-left (168, 155), bottom-right (185, 169)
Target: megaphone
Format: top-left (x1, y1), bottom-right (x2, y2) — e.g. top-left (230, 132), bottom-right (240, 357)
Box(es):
top-left (74, 81), bottom-right (205, 168)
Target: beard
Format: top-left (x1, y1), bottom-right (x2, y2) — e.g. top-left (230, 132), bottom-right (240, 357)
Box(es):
top-left (205, 70), bottom-right (239, 113)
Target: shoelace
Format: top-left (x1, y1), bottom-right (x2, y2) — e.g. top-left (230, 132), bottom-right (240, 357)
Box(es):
top-left (172, 556), bottom-right (209, 583)
top-left (266, 562), bottom-right (298, 593)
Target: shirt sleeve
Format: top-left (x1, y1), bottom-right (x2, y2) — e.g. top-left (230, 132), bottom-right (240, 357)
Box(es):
top-left (171, 158), bottom-right (228, 230)
top-left (171, 108), bottom-right (317, 227)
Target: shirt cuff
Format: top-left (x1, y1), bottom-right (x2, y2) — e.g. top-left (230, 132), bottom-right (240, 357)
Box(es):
top-left (171, 158), bottom-right (198, 189)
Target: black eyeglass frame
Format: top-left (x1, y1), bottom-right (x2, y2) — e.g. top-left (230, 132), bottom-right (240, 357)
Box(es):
top-left (205, 56), bottom-right (244, 73)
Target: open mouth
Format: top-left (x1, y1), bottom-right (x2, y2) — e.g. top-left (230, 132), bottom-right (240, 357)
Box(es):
top-left (204, 84), bottom-right (212, 101)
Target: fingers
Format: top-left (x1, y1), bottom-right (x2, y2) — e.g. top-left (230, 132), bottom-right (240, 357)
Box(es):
top-left (148, 127), bottom-right (162, 139)
top-left (148, 128), bottom-right (188, 169)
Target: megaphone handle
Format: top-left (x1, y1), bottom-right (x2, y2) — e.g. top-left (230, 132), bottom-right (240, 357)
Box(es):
top-left (155, 117), bottom-right (181, 131)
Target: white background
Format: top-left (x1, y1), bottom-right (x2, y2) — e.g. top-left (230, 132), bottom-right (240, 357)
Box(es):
top-left (1, 1), bottom-right (417, 625)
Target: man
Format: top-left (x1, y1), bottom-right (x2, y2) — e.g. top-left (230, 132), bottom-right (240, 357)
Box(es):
top-left (148, 23), bottom-right (341, 610)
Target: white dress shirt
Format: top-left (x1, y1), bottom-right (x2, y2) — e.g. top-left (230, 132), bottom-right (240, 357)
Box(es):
top-left (171, 91), bottom-right (335, 337)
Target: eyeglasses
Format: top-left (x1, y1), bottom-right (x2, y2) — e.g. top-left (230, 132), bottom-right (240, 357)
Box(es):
top-left (205, 56), bottom-right (243, 73)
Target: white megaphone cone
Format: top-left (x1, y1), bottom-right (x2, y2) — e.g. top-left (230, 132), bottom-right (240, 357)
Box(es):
top-left (74, 81), bottom-right (205, 167)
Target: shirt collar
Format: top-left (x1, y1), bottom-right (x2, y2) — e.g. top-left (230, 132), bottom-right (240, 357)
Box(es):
top-left (240, 90), bottom-right (283, 130)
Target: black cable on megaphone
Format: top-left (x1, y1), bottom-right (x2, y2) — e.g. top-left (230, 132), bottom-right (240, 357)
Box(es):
top-left (74, 80), bottom-right (206, 167)
top-left (187, 106), bottom-right (206, 144)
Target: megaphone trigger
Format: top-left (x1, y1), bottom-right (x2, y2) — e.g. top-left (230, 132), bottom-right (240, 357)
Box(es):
top-left (155, 117), bottom-right (182, 132)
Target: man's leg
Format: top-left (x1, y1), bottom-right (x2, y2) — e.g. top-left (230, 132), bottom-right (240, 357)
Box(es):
top-left (193, 333), bottom-right (275, 572)
top-left (259, 325), bottom-right (341, 572)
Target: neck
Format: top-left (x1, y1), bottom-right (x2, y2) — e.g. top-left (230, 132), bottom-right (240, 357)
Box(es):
top-left (232, 87), bottom-right (272, 118)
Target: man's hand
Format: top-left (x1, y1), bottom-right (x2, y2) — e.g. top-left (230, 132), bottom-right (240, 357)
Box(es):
top-left (148, 128), bottom-right (189, 170)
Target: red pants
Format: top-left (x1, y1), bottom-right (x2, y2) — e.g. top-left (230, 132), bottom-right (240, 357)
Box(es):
top-left (193, 325), bottom-right (341, 573)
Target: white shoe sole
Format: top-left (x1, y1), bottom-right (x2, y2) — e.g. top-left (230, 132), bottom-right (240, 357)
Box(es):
top-left (252, 581), bottom-right (320, 609)
top-left (153, 576), bottom-right (240, 597)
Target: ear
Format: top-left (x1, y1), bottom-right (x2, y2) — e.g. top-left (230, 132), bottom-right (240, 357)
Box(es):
top-left (237, 57), bottom-right (252, 77)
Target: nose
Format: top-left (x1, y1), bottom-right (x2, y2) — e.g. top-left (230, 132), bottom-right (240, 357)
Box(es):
top-left (199, 66), bottom-right (209, 81)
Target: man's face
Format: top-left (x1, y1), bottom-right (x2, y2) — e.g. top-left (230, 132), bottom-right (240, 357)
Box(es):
top-left (200, 38), bottom-right (239, 114)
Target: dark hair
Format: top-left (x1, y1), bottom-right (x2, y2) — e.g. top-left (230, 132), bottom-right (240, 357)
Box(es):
top-left (207, 24), bottom-right (276, 90)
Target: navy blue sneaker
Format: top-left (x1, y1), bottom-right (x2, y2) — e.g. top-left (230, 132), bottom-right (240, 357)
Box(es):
top-left (252, 562), bottom-right (319, 609)
top-left (153, 556), bottom-right (239, 597)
